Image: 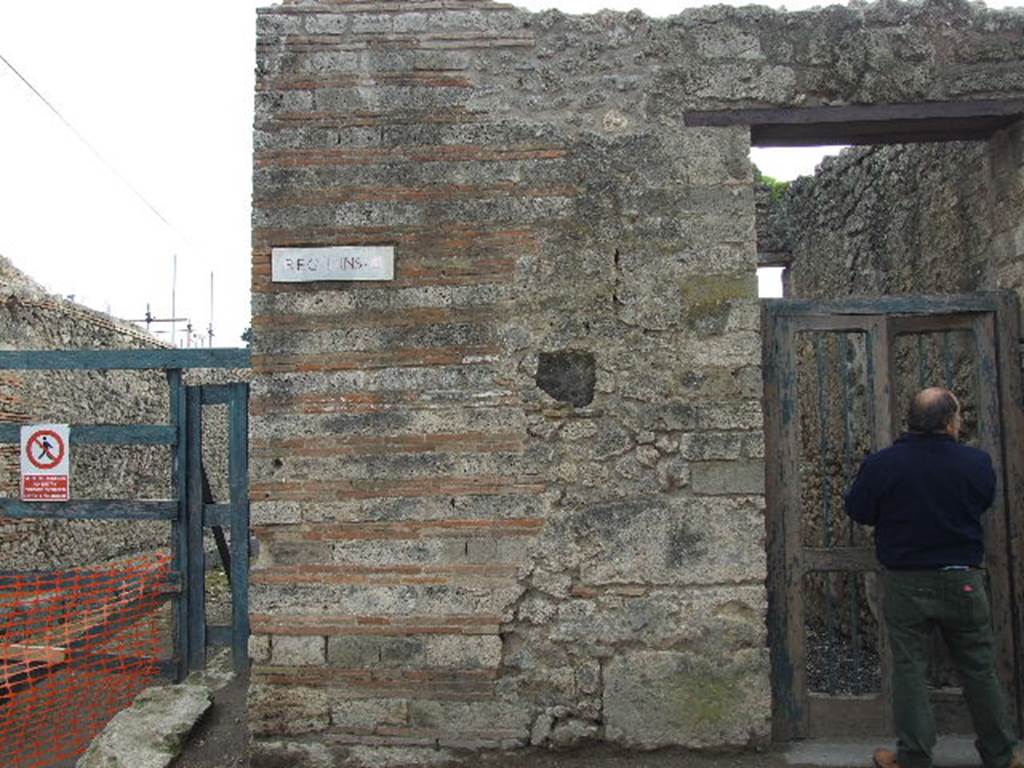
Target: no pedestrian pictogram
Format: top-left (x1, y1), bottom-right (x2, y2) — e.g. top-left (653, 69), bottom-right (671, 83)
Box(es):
top-left (26, 429), bottom-right (66, 470)
top-left (21, 424), bottom-right (71, 502)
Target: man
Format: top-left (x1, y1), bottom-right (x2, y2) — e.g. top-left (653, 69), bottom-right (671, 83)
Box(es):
top-left (845, 387), bottom-right (1021, 768)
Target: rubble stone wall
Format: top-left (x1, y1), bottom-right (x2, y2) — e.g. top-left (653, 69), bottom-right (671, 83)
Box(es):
top-left (249, 0), bottom-right (1024, 764)
top-left (766, 117), bottom-right (1022, 302)
top-left (779, 137), bottom-right (1005, 299)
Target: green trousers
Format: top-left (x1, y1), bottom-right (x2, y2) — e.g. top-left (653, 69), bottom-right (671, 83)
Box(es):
top-left (884, 569), bottom-right (1018, 768)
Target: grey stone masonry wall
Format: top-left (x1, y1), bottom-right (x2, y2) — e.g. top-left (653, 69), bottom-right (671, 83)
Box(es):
top-left (250, 0), bottom-right (1024, 765)
top-left (779, 140), bottom-right (997, 298)
top-left (772, 118), bottom-right (1023, 304)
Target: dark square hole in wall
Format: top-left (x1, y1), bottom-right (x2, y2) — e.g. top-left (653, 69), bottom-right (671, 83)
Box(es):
top-left (536, 350), bottom-right (596, 407)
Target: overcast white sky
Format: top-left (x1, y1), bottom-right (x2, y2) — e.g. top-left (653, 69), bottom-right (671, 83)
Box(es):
top-left (0, 0), bottom-right (1020, 343)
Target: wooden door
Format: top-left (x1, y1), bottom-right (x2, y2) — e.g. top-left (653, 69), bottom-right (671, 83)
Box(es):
top-left (763, 293), bottom-right (1024, 740)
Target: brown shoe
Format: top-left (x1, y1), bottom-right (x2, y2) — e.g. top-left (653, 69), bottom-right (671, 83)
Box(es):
top-left (873, 748), bottom-right (901, 768)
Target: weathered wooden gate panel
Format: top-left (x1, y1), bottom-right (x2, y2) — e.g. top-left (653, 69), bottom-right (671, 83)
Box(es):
top-left (763, 293), bottom-right (1024, 740)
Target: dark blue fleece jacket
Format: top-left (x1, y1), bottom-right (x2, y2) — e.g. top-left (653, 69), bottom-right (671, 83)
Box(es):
top-left (844, 433), bottom-right (996, 570)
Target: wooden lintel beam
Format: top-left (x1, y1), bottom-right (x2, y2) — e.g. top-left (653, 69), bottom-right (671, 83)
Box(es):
top-left (684, 99), bottom-right (1024, 146)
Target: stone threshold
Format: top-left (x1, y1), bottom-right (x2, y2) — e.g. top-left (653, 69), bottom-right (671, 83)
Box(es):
top-left (785, 736), bottom-right (980, 767)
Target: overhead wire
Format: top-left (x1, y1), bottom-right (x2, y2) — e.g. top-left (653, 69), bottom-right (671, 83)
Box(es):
top-left (0, 49), bottom-right (190, 245)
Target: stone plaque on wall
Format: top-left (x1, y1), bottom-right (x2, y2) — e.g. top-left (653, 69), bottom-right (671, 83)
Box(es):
top-left (271, 246), bottom-right (394, 282)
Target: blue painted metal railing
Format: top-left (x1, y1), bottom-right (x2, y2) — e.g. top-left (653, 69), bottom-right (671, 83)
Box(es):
top-left (0, 348), bottom-right (251, 681)
top-left (0, 348), bottom-right (250, 370)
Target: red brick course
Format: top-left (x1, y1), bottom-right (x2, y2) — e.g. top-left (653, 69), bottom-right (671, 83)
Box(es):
top-left (250, 391), bottom-right (517, 415)
top-left (251, 346), bottom-right (501, 373)
top-left (252, 562), bottom-right (518, 586)
top-left (253, 517), bottom-right (544, 541)
top-left (255, 145), bottom-right (568, 168)
top-left (251, 432), bottom-right (525, 456)
top-left (257, 73), bottom-right (476, 90)
top-left (254, 183), bottom-right (576, 207)
top-left (250, 305), bottom-right (505, 331)
top-left (253, 664), bottom-right (497, 699)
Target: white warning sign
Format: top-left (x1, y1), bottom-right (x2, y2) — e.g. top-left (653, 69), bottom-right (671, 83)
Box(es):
top-left (20, 424), bottom-right (70, 501)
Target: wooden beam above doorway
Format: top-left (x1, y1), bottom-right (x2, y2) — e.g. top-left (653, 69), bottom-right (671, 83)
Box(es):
top-left (684, 99), bottom-right (1024, 146)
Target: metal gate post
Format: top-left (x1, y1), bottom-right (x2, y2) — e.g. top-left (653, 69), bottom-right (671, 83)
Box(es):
top-left (186, 385), bottom-right (206, 671)
top-left (229, 382), bottom-right (250, 674)
top-left (169, 369), bottom-right (189, 682)
top-left (187, 382), bottom-right (251, 674)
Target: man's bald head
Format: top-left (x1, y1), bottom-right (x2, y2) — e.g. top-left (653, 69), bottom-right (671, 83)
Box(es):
top-left (907, 387), bottom-right (960, 435)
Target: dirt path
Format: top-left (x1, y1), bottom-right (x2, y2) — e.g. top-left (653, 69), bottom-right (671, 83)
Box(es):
top-left (171, 671), bottom-right (249, 768)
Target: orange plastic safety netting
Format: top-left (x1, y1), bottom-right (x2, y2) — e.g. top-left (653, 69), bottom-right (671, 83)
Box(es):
top-left (0, 552), bottom-right (172, 768)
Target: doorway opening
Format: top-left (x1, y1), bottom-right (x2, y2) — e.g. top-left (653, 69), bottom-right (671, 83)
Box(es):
top-left (752, 145), bottom-right (846, 300)
top-left (686, 101), bottom-right (1024, 740)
